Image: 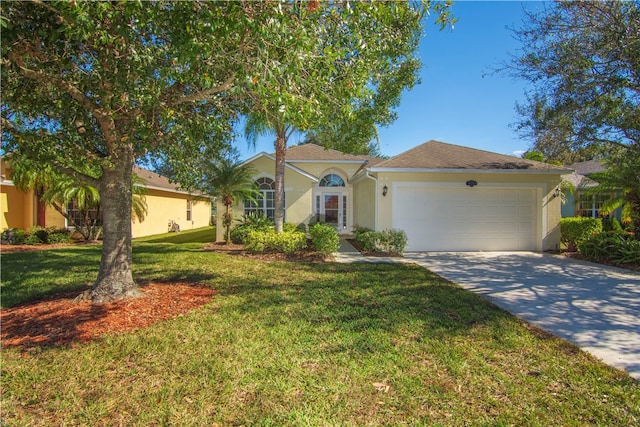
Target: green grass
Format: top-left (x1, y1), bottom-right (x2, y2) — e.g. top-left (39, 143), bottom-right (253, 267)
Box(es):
top-left (1, 227), bottom-right (639, 425)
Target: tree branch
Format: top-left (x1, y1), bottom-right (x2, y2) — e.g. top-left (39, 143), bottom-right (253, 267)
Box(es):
top-left (171, 75), bottom-right (235, 105)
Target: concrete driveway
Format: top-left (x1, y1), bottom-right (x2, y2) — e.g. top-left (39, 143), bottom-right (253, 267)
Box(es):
top-left (404, 252), bottom-right (640, 380)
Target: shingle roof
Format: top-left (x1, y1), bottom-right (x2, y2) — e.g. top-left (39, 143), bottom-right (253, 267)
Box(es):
top-left (374, 140), bottom-right (565, 171)
top-left (133, 166), bottom-right (182, 192)
top-left (563, 159), bottom-right (605, 189)
top-left (280, 143), bottom-right (383, 164)
top-left (566, 159), bottom-right (605, 176)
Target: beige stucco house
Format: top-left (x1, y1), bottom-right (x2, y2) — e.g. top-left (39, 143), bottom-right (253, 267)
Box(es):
top-left (218, 140), bottom-right (570, 252)
top-left (1, 160), bottom-right (211, 239)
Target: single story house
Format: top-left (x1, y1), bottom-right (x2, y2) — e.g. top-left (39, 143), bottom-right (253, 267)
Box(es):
top-left (217, 140), bottom-right (570, 252)
top-left (561, 159), bottom-right (617, 219)
top-left (1, 160), bottom-right (211, 238)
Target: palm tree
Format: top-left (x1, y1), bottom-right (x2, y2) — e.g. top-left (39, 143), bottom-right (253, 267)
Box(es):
top-left (8, 159), bottom-right (148, 241)
top-left (203, 158), bottom-right (259, 243)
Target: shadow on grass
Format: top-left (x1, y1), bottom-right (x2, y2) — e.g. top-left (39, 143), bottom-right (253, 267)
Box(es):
top-left (133, 227), bottom-right (215, 244)
top-left (217, 261), bottom-right (517, 344)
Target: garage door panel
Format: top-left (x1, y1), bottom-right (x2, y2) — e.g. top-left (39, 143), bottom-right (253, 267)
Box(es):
top-left (393, 186), bottom-right (537, 251)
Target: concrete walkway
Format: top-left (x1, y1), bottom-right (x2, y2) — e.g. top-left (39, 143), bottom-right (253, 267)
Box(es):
top-left (335, 241), bottom-right (640, 379)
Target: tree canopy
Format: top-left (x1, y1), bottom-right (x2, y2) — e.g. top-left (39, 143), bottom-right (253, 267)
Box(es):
top-left (1, 1), bottom-right (244, 302)
top-left (239, 0), bottom-right (454, 232)
top-left (507, 1), bottom-right (640, 163)
top-left (1, 0), bottom-right (454, 302)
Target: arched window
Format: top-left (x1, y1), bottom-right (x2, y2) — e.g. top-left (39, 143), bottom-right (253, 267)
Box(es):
top-left (244, 177), bottom-right (283, 220)
top-left (319, 174), bottom-right (345, 187)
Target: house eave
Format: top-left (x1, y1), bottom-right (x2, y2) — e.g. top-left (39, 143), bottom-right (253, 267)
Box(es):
top-left (135, 183), bottom-right (210, 198)
top-left (242, 152), bottom-right (320, 182)
top-left (287, 159), bottom-right (369, 164)
top-left (367, 167), bottom-right (572, 175)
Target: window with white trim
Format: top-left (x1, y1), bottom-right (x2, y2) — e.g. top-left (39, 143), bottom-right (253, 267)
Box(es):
top-left (244, 177), bottom-right (284, 220)
top-left (319, 174), bottom-right (345, 187)
top-left (578, 192), bottom-right (610, 218)
top-left (186, 199), bottom-right (192, 221)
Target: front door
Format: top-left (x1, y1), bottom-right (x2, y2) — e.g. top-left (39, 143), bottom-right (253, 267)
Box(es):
top-left (321, 193), bottom-right (345, 230)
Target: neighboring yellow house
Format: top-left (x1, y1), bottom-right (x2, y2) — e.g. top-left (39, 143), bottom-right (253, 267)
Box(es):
top-left (219, 140), bottom-right (571, 252)
top-left (1, 160), bottom-right (211, 239)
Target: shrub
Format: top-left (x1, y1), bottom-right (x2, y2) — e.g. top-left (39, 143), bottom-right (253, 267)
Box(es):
top-left (377, 229), bottom-right (408, 255)
top-left (354, 228), bottom-right (377, 252)
top-left (27, 226), bottom-right (49, 244)
top-left (578, 231), bottom-right (640, 265)
top-left (602, 217), bottom-right (623, 232)
top-left (230, 213), bottom-right (274, 244)
top-left (310, 223), bottom-right (340, 256)
top-left (354, 228), bottom-right (408, 255)
top-left (48, 228), bottom-right (72, 244)
top-left (1, 228), bottom-right (27, 245)
top-left (560, 217), bottom-right (602, 251)
top-left (244, 229), bottom-right (307, 254)
top-left (24, 233), bottom-right (44, 245)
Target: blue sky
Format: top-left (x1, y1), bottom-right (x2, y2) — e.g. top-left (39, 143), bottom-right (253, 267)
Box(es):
top-left (236, 1), bottom-right (545, 159)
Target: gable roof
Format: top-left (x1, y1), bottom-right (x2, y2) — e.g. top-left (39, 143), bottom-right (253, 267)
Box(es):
top-left (242, 152), bottom-right (319, 182)
top-left (566, 159), bottom-right (605, 176)
top-left (371, 140), bottom-right (569, 172)
top-left (563, 159), bottom-right (605, 189)
top-left (279, 143), bottom-right (384, 165)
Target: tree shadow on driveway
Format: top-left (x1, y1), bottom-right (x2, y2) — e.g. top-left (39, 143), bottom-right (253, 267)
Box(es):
top-left (405, 252), bottom-right (640, 380)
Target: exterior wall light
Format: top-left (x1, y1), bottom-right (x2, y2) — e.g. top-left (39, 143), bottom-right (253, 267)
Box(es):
top-left (465, 180), bottom-right (478, 187)
top-left (382, 184), bottom-right (388, 196)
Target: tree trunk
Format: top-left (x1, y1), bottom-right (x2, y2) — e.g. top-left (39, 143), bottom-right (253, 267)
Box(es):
top-left (89, 148), bottom-right (142, 303)
top-left (273, 132), bottom-right (286, 233)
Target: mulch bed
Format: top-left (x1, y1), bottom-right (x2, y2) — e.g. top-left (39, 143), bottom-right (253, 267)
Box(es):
top-left (0, 241), bottom-right (328, 350)
top-left (1, 283), bottom-right (215, 349)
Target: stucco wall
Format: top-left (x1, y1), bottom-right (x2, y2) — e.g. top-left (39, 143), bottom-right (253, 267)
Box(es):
top-left (1, 185), bottom-right (30, 230)
top-left (288, 161), bottom-right (363, 181)
top-left (352, 175), bottom-right (377, 231)
top-left (132, 190), bottom-right (210, 238)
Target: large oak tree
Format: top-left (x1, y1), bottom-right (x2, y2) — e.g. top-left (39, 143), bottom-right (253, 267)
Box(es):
top-left (1, 1), bottom-right (244, 302)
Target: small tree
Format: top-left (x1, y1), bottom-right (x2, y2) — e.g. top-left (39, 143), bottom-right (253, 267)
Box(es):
top-left (203, 159), bottom-right (259, 244)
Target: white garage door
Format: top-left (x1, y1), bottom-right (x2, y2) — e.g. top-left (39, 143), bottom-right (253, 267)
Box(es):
top-left (392, 185), bottom-right (538, 252)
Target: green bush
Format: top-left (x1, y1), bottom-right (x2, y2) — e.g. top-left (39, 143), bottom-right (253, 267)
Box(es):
top-left (48, 229), bottom-right (72, 244)
top-left (310, 223), bottom-right (340, 256)
top-left (602, 217), bottom-right (623, 232)
top-left (244, 229), bottom-right (307, 254)
top-left (560, 217), bottom-right (602, 251)
top-left (27, 226), bottom-right (49, 244)
top-left (1, 228), bottom-right (27, 245)
top-left (377, 229), bottom-right (408, 255)
top-left (578, 231), bottom-right (640, 265)
top-left (24, 233), bottom-right (43, 245)
top-left (354, 228), bottom-right (408, 255)
top-left (230, 213), bottom-right (274, 244)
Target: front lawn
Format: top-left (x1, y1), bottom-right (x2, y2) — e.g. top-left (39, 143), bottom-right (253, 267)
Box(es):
top-left (1, 227), bottom-right (638, 425)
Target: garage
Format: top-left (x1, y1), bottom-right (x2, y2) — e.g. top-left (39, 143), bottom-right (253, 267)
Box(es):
top-left (392, 184), bottom-right (538, 252)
